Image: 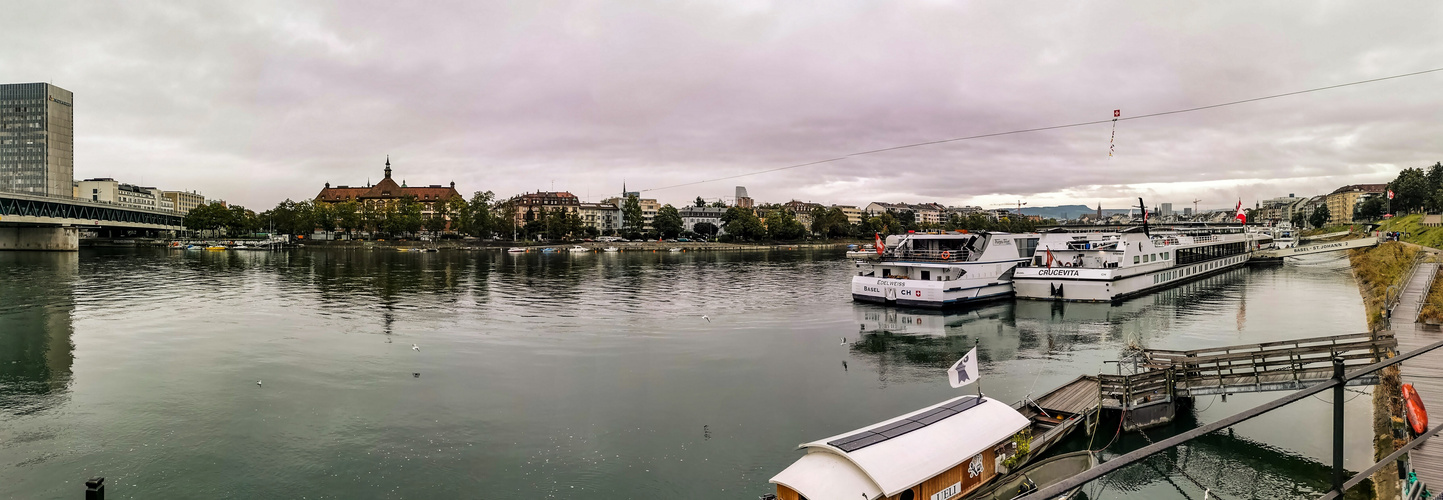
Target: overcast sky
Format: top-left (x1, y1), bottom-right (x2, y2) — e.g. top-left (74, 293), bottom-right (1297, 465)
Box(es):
top-left (5, 1), bottom-right (1441, 211)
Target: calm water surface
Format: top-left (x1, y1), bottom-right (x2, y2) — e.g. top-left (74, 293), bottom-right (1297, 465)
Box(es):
top-left (0, 248), bottom-right (1374, 499)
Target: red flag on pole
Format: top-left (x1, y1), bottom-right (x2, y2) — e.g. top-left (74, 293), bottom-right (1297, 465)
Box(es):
top-left (1235, 200), bottom-right (1247, 223)
top-left (874, 233), bottom-right (885, 256)
top-left (1046, 248), bottom-right (1054, 269)
top-left (1388, 190), bottom-right (1395, 200)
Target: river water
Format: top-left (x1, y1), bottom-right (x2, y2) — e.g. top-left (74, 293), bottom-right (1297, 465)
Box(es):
top-left (0, 248), bottom-right (1375, 499)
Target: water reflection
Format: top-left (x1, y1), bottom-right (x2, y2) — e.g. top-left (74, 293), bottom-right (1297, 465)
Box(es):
top-left (0, 252), bottom-right (77, 416)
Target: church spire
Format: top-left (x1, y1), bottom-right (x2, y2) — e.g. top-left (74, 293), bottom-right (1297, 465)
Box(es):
top-left (384, 155), bottom-right (392, 179)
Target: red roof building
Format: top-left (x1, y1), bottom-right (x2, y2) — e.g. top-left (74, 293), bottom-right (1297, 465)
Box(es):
top-left (314, 157), bottom-right (464, 224)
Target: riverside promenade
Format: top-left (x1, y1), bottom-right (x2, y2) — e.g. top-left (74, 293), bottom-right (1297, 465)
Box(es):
top-left (1390, 256), bottom-right (1443, 490)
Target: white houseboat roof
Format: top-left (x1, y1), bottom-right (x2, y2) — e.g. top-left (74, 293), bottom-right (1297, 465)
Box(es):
top-left (770, 395), bottom-right (1029, 498)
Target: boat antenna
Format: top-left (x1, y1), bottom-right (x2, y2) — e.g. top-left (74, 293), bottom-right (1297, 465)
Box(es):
top-left (1137, 197), bottom-right (1151, 238)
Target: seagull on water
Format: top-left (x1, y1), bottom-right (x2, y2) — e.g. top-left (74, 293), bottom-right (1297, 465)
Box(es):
top-left (840, 337), bottom-right (846, 345)
top-left (412, 343), bottom-right (420, 351)
top-left (702, 315), bottom-right (711, 323)
top-left (256, 380), bottom-right (262, 387)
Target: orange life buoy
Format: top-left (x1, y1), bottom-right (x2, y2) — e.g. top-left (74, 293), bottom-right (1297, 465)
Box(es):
top-left (940, 251), bottom-right (951, 260)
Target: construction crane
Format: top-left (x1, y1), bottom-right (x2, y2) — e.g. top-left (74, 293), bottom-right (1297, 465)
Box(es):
top-left (1192, 199), bottom-right (1201, 214)
top-left (992, 201), bottom-right (1027, 214)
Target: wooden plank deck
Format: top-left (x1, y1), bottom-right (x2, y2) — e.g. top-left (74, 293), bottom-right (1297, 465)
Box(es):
top-left (1391, 262), bottom-right (1443, 489)
top-left (1034, 375), bottom-right (1100, 415)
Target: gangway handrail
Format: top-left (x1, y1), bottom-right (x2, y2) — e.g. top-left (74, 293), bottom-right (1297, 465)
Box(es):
top-left (1019, 335), bottom-right (1443, 500)
top-left (1416, 262), bottom-right (1438, 322)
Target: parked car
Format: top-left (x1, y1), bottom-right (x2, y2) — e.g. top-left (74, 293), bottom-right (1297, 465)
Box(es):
top-left (676, 238), bottom-right (690, 242)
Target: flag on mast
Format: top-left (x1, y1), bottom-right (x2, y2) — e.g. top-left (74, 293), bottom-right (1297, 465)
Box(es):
top-left (1388, 189), bottom-right (1395, 200)
top-left (874, 233), bottom-right (886, 256)
top-left (947, 347), bottom-right (980, 388)
top-left (1235, 200), bottom-right (1247, 223)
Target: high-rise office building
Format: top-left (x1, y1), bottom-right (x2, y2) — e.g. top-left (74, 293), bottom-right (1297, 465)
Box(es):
top-left (0, 83), bottom-right (74, 197)
top-left (1160, 203), bottom-right (1173, 217)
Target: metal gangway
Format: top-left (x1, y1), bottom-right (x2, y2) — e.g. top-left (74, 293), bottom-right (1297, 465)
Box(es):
top-left (1251, 236), bottom-right (1380, 260)
top-left (1097, 332), bottom-right (1395, 429)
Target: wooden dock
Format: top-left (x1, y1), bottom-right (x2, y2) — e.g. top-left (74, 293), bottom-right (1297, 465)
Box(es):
top-left (1389, 261), bottom-right (1443, 490)
top-left (1013, 375), bottom-right (1100, 458)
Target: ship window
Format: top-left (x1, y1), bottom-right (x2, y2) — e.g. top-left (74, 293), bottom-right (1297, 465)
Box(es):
top-left (921, 270), bottom-right (931, 281)
top-left (1134, 256), bottom-right (1140, 264)
top-left (882, 269), bottom-right (891, 278)
top-left (1163, 252), bottom-right (1170, 260)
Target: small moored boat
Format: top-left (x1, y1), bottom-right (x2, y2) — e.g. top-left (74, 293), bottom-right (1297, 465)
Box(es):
top-left (963, 450), bottom-right (1097, 500)
top-left (507, 247), bottom-right (526, 253)
top-left (603, 247), bottom-right (619, 253)
top-left (569, 246), bottom-right (589, 252)
top-left (668, 247), bottom-right (682, 252)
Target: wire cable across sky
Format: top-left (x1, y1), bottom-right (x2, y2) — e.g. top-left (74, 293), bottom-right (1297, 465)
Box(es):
top-left (640, 65), bottom-right (1443, 193)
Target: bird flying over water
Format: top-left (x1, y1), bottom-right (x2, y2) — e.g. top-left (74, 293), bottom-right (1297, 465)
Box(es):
top-left (412, 344), bottom-right (420, 351)
top-left (257, 380), bottom-right (262, 387)
top-left (840, 337), bottom-right (846, 345)
top-left (702, 315), bottom-right (711, 322)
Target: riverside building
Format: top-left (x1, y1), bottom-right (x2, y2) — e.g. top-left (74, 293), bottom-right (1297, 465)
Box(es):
top-left (0, 83), bottom-right (74, 197)
top-left (314, 157), bottom-right (463, 223)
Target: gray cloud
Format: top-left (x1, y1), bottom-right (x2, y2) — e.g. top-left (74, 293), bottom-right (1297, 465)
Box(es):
top-left (3, 1), bottom-right (1440, 210)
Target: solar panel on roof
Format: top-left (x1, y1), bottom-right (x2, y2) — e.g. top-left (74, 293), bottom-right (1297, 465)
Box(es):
top-left (825, 397), bottom-right (989, 453)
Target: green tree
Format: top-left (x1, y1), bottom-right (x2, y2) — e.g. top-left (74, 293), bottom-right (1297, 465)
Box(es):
top-left (766, 208), bottom-right (806, 240)
top-left (622, 195), bottom-right (645, 237)
top-left (1389, 167), bottom-right (1429, 214)
top-left (1310, 203), bottom-right (1331, 228)
top-left (1355, 196), bottom-right (1386, 221)
top-left (335, 200), bottom-right (360, 238)
top-left (720, 207), bottom-right (765, 241)
top-left (470, 191), bottom-right (496, 238)
top-left (709, 200), bottom-right (728, 208)
top-left (426, 199), bottom-right (450, 236)
top-left (183, 202), bottom-right (232, 236)
top-left (397, 196), bottom-right (424, 236)
top-left (447, 196), bottom-right (471, 236)
top-left (694, 196), bottom-right (707, 208)
top-left (313, 202), bottom-right (337, 238)
top-left (1290, 210), bottom-right (1307, 229)
top-left (226, 205), bottom-right (259, 237)
top-left (360, 202), bottom-right (381, 236)
top-left (654, 204), bottom-right (684, 238)
top-left (694, 222), bottom-right (719, 239)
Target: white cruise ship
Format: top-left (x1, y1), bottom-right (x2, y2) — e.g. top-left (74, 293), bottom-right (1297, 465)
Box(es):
top-left (1012, 226), bottom-right (1267, 302)
top-left (850, 231), bottom-right (1040, 308)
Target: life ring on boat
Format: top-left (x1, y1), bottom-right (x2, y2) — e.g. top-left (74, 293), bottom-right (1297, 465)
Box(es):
top-left (940, 251), bottom-right (951, 260)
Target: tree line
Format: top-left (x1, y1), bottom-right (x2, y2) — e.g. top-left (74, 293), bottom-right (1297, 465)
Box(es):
top-left (181, 192), bottom-right (1045, 242)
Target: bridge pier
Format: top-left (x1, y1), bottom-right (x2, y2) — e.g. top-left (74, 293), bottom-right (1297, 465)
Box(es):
top-left (0, 227), bottom-right (79, 251)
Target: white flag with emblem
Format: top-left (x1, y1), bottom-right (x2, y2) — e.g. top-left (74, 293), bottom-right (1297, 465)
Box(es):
top-left (947, 347), bottom-right (979, 388)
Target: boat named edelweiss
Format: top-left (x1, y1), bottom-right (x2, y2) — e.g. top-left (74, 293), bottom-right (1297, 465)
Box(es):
top-left (851, 232), bottom-right (1040, 308)
top-left (769, 395), bottom-right (1030, 500)
top-left (1012, 225), bottom-right (1267, 302)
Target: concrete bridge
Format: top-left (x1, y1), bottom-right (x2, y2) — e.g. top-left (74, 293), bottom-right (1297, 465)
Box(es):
top-left (0, 190), bottom-right (183, 251)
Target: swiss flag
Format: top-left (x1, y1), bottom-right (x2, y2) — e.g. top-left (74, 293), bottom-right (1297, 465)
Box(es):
top-left (1389, 190), bottom-right (1395, 200)
top-left (1235, 200), bottom-right (1247, 223)
top-left (875, 233), bottom-right (885, 256)
top-left (1046, 248), bottom-right (1055, 269)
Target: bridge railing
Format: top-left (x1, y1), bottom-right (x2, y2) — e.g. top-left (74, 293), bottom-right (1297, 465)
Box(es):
top-left (1020, 337), bottom-right (1443, 500)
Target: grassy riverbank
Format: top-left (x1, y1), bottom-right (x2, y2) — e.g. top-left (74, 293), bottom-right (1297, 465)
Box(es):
top-left (1348, 242), bottom-right (1419, 500)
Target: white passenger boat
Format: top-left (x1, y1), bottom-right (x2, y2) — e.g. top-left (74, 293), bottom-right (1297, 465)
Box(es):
top-left (1268, 221), bottom-right (1298, 249)
top-left (603, 247), bottom-right (619, 253)
top-left (568, 246), bottom-right (589, 252)
top-left (506, 247), bottom-right (526, 253)
top-left (851, 232), bottom-right (1041, 308)
top-left (1013, 225), bottom-right (1265, 302)
top-left (770, 394), bottom-right (1030, 500)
